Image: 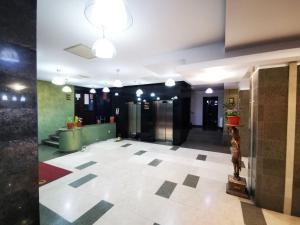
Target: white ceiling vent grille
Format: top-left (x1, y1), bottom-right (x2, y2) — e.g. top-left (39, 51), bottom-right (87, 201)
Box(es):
top-left (64, 44), bottom-right (95, 59)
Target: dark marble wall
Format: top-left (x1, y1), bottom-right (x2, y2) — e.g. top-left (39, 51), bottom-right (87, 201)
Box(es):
top-left (239, 90), bottom-right (250, 157)
top-left (0, 0), bottom-right (38, 224)
top-left (253, 67), bottom-right (289, 212)
top-left (292, 66), bottom-right (300, 216)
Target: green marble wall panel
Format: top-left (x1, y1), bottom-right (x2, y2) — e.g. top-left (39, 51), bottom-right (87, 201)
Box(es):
top-left (37, 80), bottom-right (74, 143)
top-left (81, 123), bottom-right (116, 146)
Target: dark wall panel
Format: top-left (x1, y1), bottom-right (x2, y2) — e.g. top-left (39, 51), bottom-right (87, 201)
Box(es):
top-left (254, 67), bottom-right (288, 212)
top-left (292, 66), bottom-right (300, 216)
top-left (0, 0), bottom-right (38, 224)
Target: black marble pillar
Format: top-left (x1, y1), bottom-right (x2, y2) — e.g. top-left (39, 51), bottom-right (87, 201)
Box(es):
top-left (0, 0), bottom-right (38, 224)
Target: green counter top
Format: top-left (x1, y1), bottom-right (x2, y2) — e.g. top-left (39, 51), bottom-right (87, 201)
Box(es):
top-left (58, 123), bottom-right (116, 152)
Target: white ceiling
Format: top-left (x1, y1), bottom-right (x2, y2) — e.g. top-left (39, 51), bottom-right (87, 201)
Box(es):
top-left (37, 0), bottom-right (300, 88)
top-left (37, 0), bottom-right (225, 87)
top-left (225, 0), bottom-right (300, 49)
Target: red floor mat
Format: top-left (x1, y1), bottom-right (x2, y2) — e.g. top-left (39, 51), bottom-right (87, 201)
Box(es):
top-left (39, 162), bottom-right (72, 186)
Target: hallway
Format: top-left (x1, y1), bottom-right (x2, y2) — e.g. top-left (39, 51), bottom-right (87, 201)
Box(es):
top-left (181, 128), bottom-right (230, 154)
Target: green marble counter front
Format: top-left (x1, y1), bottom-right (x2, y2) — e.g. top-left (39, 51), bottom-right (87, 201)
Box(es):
top-left (58, 123), bottom-right (116, 152)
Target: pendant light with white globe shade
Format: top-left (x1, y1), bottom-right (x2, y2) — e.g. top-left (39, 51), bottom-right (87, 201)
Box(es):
top-left (92, 33), bottom-right (116, 59)
top-left (90, 88), bottom-right (96, 94)
top-left (136, 89), bottom-right (143, 97)
top-left (62, 85), bottom-right (72, 93)
top-left (84, 0), bottom-right (133, 32)
top-left (113, 69), bottom-right (123, 87)
top-left (165, 78), bottom-right (175, 87)
top-left (205, 88), bottom-right (214, 94)
top-left (102, 86), bottom-right (110, 93)
top-left (52, 77), bottom-right (66, 86)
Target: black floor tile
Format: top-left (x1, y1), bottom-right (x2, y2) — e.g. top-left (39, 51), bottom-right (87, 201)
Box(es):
top-left (148, 159), bottom-right (162, 167)
top-left (155, 180), bottom-right (177, 198)
top-left (134, 150), bottom-right (147, 155)
top-left (75, 161), bottom-right (97, 170)
top-left (183, 174), bottom-right (200, 188)
top-left (196, 154), bottom-right (207, 161)
top-left (69, 174), bottom-right (97, 188)
top-left (241, 202), bottom-right (267, 225)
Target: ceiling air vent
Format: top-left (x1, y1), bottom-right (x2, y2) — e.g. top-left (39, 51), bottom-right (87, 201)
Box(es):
top-left (71, 74), bottom-right (91, 79)
top-left (64, 44), bottom-right (95, 59)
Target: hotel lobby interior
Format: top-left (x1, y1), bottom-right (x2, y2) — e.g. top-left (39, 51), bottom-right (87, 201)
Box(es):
top-left (1, 0), bottom-right (300, 224)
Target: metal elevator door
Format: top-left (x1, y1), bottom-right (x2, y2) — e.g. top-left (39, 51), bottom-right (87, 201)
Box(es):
top-left (128, 102), bottom-right (141, 138)
top-left (155, 100), bottom-right (173, 142)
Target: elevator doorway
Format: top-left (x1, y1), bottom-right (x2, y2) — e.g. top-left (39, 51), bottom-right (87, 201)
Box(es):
top-left (128, 102), bottom-right (141, 138)
top-left (154, 100), bottom-right (173, 142)
top-left (203, 97), bottom-right (218, 130)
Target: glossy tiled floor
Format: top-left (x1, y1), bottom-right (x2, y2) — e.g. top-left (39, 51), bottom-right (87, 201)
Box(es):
top-left (39, 139), bottom-right (300, 225)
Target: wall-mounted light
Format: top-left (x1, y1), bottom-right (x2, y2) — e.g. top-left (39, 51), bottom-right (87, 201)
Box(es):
top-left (115, 92), bottom-right (119, 96)
top-left (156, 97), bottom-right (160, 101)
top-left (173, 96), bottom-right (178, 100)
top-left (102, 87), bottom-right (110, 93)
top-left (137, 97), bottom-right (141, 101)
top-left (150, 92), bottom-right (155, 97)
top-left (205, 88), bottom-right (213, 94)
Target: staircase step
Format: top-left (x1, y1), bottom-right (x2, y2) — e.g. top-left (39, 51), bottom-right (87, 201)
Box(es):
top-left (43, 140), bottom-right (59, 148)
top-left (49, 135), bottom-right (59, 141)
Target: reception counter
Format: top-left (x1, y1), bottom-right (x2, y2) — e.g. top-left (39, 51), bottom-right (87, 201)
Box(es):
top-left (58, 123), bottom-right (116, 152)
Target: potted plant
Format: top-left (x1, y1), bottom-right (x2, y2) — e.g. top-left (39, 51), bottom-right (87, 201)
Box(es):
top-left (66, 116), bottom-right (74, 129)
top-left (225, 109), bottom-right (240, 126)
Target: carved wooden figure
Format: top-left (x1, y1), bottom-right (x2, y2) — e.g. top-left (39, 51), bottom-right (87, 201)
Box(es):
top-left (229, 126), bottom-right (241, 180)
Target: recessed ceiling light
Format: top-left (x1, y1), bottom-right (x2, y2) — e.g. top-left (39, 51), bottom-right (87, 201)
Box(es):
top-left (150, 92), bottom-right (155, 97)
top-left (20, 96), bottom-right (26, 102)
top-left (115, 92), bottom-right (119, 96)
top-left (156, 97), bottom-right (160, 101)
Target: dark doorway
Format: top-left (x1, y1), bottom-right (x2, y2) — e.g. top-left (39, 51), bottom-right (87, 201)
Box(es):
top-left (203, 97), bottom-right (218, 130)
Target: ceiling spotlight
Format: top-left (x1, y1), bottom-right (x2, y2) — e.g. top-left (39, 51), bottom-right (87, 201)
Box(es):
top-left (8, 83), bottom-right (26, 91)
top-left (156, 97), bottom-right (160, 101)
top-left (52, 77), bottom-right (65, 86)
top-left (113, 79), bottom-right (123, 88)
top-left (92, 37), bottom-right (116, 59)
top-left (137, 97), bottom-right (141, 101)
top-left (84, 0), bottom-right (133, 32)
top-left (62, 85), bottom-right (72, 93)
top-left (90, 88), bottom-right (96, 94)
top-left (150, 92), bottom-right (155, 97)
top-left (136, 89), bottom-right (143, 96)
top-left (205, 88), bottom-right (213, 94)
top-left (165, 78), bottom-right (175, 87)
top-left (102, 87), bottom-right (110, 93)
top-left (115, 92), bottom-right (119, 96)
